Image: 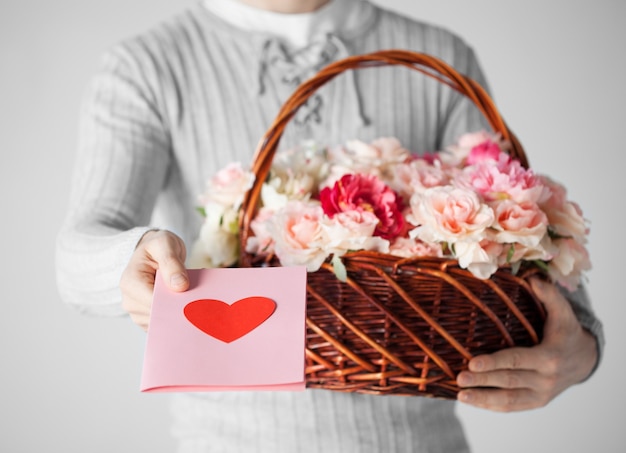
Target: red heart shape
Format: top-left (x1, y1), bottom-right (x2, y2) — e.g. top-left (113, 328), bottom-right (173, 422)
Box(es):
top-left (183, 297), bottom-right (276, 343)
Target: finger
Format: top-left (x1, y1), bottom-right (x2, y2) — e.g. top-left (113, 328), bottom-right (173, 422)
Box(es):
top-left (468, 346), bottom-right (537, 373)
top-left (120, 263), bottom-right (156, 331)
top-left (120, 246), bottom-right (159, 301)
top-left (123, 296), bottom-right (151, 331)
top-left (120, 262), bottom-right (157, 303)
top-left (457, 369), bottom-right (542, 391)
top-left (120, 230), bottom-right (189, 332)
top-left (457, 387), bottom-right (543, 412)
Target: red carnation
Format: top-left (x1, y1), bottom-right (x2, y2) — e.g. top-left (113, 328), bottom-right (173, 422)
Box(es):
top-left (319, 173), bottom-right (405, 240)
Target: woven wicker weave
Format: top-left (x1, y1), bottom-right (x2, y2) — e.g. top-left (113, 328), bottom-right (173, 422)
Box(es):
top-left (239, 50), bottom-right (545, 399)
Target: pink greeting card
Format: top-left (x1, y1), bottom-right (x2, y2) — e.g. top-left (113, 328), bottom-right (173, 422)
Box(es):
top-left (140, 266), bottom-right (307, 393)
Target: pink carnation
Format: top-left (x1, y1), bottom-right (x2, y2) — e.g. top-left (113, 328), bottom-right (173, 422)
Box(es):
top-left (194, 132), bottom-right (590, 287)
top-left (466, 139), bottom-right (504, 165)
top-left (458, 131), bottom-right (499, 149)
top-left (459, 154), bottom-right (547, 203)
top-left (442, 130), bottom-right (508, 167)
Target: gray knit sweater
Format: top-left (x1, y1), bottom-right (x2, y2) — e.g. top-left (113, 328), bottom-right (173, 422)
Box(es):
top-left (55, 1), bottom-right (603, 451)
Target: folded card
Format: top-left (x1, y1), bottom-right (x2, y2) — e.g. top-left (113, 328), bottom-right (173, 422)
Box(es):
top-left (140, 266), bottom-right (307, 393)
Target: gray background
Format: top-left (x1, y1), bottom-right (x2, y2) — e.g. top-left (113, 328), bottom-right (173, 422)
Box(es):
top-left (1, 0), bottom-right (624, 451)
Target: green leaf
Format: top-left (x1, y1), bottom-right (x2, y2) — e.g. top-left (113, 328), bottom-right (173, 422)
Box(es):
top-left (226, 216), bottom-right (239, 234)
top-left (196, 206), bottom-right (206, 217)
top-left (547, 225), bottom-right (572, 240)
top-left (331, 254), bottom-right (347, 282)
top-left (533, 260), bottom-right (550, 273)
top-left (506, 244), bottom-right (515, 263)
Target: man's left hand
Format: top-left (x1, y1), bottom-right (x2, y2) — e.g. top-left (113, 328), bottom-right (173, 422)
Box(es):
top-left (456, 277), bottom-right (598, 412)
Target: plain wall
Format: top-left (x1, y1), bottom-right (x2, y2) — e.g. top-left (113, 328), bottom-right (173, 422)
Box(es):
top-left (1, 0), bottom-right (623, 451)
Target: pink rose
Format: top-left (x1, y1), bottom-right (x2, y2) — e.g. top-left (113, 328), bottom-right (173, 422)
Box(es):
top-left (270, 142), bottom-right (329, 201)
top-left (323, 138), bottom-right (411, 188)
top-left (492, 199), bottom-right (548, 247)
top-left (267, 201), bottom-right (328, 271)
top-left (201, 162), bottom-right (255, 208)
top-left (548, 238), bottom-right (591, 291)
top-left (388, 237), bottom-right (443, 259)
top-left (321, 210), bottom-right (390, 256)
top-left (455, 240), bottom-right (503, 279)
top-left (501, 237), bottom-right (555, 265)
top-left (538, 175), bottom-right (567, 207)
top-left (319, 173), bottom-right (405, 240)
top-left (390, 158), bottom-right (450, 201)
top-left (538, 175), bottom-right (588, 241)
top-left (245, 207), bottom-right (276, 256)
top-left (407, 186), bottom-right (495, 244)
top-left (333, 137), bottom-right (410, 169)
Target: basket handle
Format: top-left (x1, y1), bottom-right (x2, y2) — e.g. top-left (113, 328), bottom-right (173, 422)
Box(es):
top-left (239, 49), bottom-right (526, 252)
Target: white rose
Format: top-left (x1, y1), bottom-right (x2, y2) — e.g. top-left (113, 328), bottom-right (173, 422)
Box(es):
top-left (187, 224), bottom-right (239, 269)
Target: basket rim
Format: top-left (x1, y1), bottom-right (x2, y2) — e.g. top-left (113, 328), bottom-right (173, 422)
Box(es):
top-left (239, 49), bottom-right (527, 254)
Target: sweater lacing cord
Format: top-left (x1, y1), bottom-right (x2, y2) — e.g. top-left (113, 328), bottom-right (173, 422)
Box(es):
top-left (257, 33), bottom-right (370, 129)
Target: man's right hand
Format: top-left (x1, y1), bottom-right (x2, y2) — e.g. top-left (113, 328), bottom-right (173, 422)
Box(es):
top-left (120, 229), bottom-right (189, 331)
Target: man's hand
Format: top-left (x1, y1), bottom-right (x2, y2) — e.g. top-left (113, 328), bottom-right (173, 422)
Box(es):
top-left (456, 277), bottom-right (598, 412)
top-left (120, 230), bottom-right (189, 331)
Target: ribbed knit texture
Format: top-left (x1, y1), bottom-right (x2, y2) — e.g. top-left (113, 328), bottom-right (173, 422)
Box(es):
top-left (170, 390), bottom-right (469, 452)
top-left (55, 1), bottom-right (603, 451)
top-left (56, 1), bottom-right (490, 316)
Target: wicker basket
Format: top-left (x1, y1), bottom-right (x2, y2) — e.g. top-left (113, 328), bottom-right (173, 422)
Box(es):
top-left (239, 50), bottom-right (546, 399)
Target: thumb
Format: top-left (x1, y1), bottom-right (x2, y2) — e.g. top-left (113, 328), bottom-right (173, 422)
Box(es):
top-left (163, 266), bottom-right (189, 292)
top-left (143, 230), bottom-right (190, 292)
top-left (529, 276), bottom-right (577, 338)
top-left (157, 251), bottom-right (189, 293)
top-left (529, 277), bottom-right (566, 314)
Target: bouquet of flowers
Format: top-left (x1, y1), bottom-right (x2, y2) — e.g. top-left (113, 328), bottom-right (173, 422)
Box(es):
top-left (189, 131), bottom-right (590, 292)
